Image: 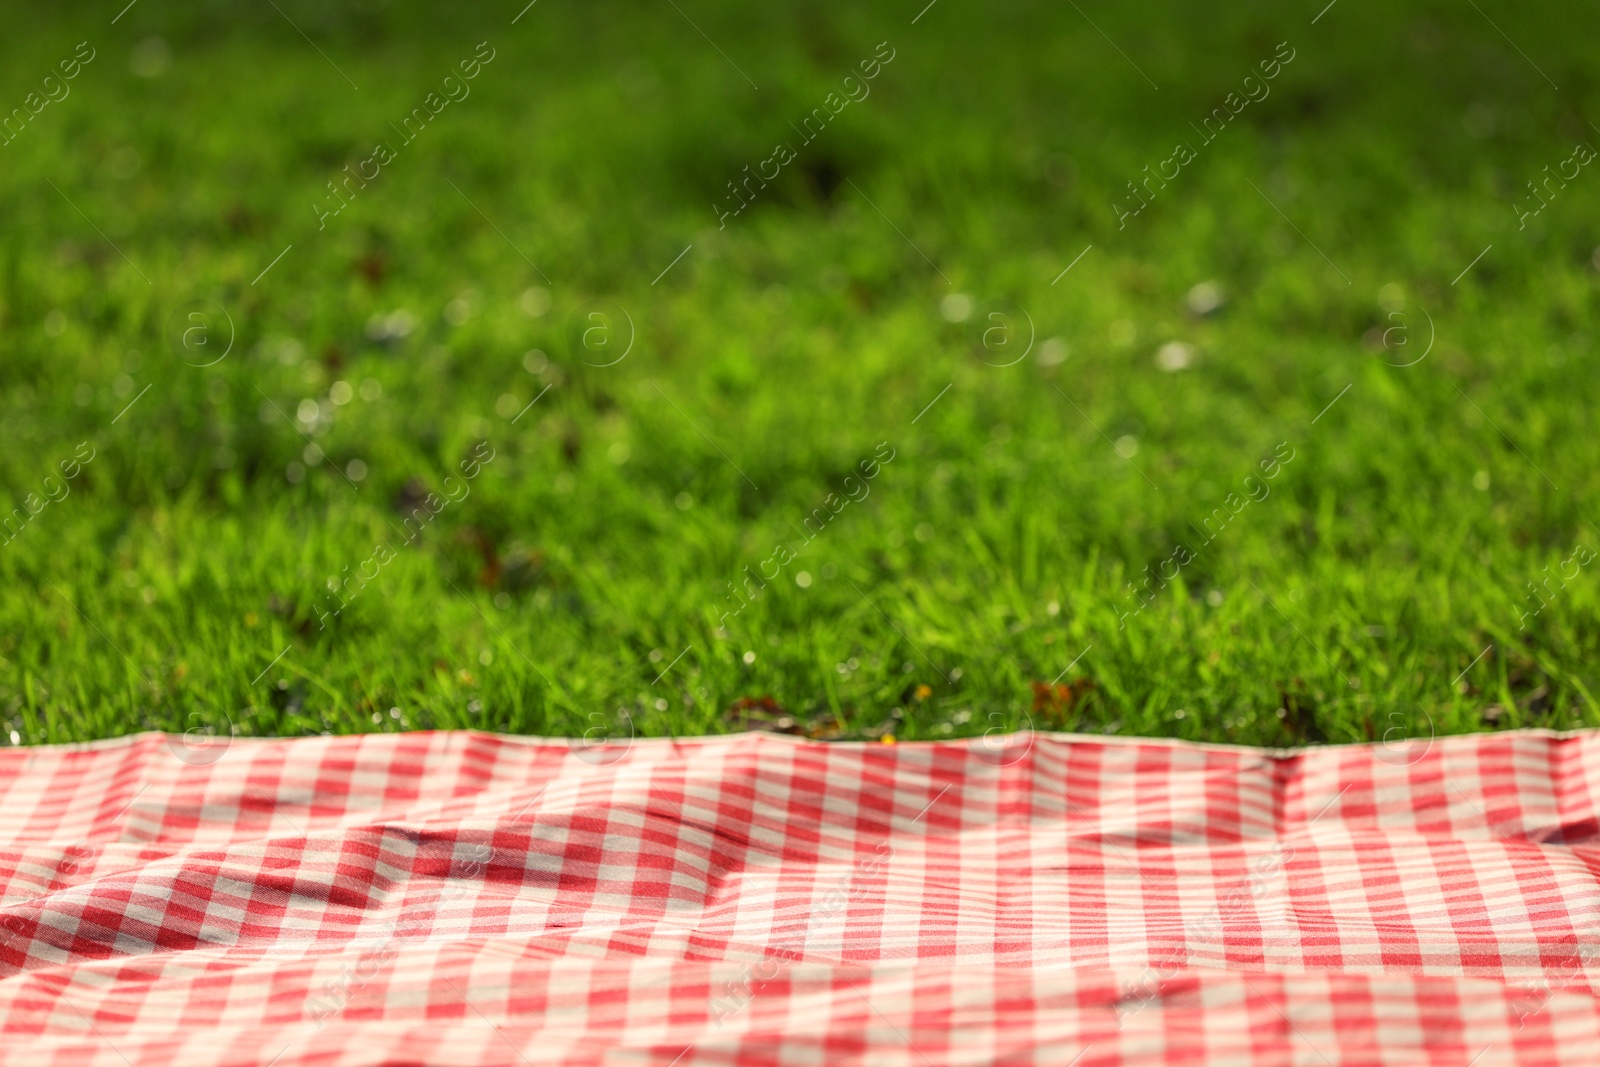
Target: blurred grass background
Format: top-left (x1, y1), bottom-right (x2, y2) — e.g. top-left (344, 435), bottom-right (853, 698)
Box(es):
top-left (1, 0), bottom-right (1597, 748)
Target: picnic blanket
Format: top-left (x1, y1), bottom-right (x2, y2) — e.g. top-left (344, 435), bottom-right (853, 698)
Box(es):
top-left (2, 728), bottom-right (1598, 1065)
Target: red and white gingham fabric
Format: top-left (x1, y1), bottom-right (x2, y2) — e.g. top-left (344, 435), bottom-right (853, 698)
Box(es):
top-left (2, 728), bottom-right (1599, 1065)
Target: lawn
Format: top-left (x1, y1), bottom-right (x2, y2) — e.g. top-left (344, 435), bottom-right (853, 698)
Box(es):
top-left (1, 0), bottom-right (1597, 752)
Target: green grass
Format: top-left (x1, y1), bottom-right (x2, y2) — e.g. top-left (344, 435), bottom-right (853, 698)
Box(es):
top-left (2, 0), bottom-right (1599, 751)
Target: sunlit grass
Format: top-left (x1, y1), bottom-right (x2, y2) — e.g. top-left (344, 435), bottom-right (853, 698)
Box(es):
top-left (1, 0), bottom-right (1597, 749)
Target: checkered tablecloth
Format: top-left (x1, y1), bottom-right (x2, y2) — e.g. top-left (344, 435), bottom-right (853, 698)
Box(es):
top-left (2, 728), bottom-right (1598, 1065)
